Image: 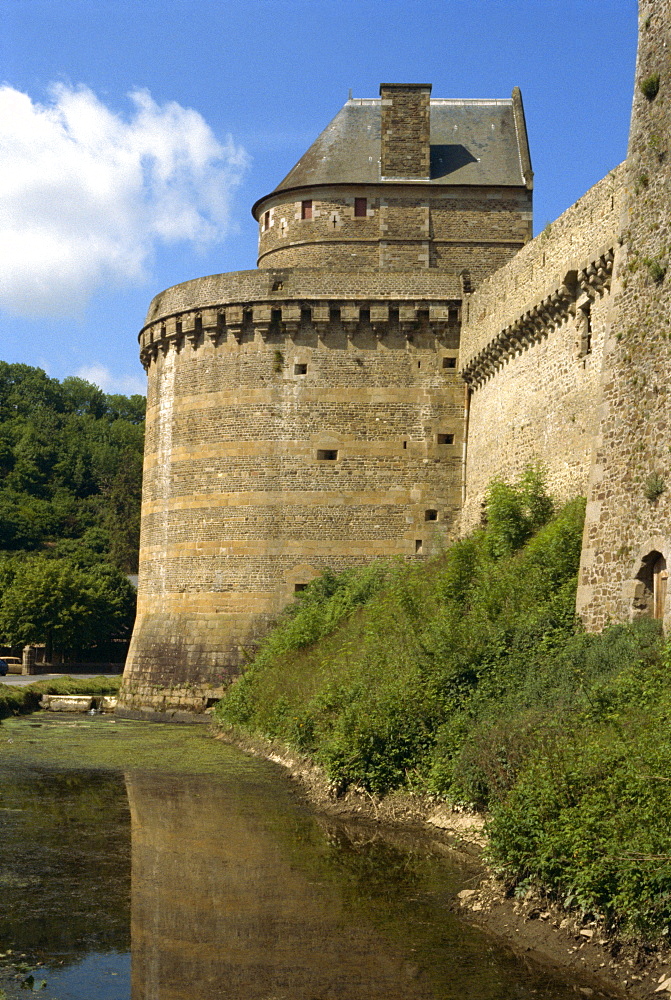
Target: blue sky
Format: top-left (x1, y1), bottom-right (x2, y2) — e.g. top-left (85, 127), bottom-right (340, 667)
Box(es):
top-left (0, 0), bottom-right (638, 396)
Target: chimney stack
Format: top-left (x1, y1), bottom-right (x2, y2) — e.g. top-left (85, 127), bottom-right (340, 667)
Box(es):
top-left (379, 83), bottom-right (432, 180)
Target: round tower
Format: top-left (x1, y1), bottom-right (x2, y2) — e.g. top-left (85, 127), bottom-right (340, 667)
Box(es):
top-left (118, 84), bottom-right (533, 717)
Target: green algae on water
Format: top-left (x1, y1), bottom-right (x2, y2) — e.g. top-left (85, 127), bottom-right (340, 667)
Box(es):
top-left (0, 714), bottom-right (279, 779)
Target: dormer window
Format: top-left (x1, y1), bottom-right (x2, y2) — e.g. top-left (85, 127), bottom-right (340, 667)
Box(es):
top-left (301, 200), bottom-right (313, 220)
top-left (354, 197), bottom-right (367, 217)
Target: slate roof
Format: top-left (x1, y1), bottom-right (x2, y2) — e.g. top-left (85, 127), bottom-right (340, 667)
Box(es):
top-left (265, 95), bottom-right (531, 201)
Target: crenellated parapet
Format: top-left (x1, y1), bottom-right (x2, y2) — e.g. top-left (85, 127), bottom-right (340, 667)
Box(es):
top-left (460, 248), bottom-right (615, 388)
top-left (139, 296), bottom-right (462, 369)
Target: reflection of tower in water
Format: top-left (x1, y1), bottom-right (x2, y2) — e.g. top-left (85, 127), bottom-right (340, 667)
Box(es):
top-left (124, 771), bottom-right (429, 1000)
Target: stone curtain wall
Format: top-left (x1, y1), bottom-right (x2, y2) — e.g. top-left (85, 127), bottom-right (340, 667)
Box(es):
top-left (577, 0), bottom-right (671, 629)
top-left (256, 186), bottom-right (531, 279)
top-left (460, 167), bottom-right (624, 368)
top-left (461, 305), bottom-right (612, 531)
top-left (459, 168), bottom-right (624, 529)
top-left (120, 280), bottom-right (464, 714)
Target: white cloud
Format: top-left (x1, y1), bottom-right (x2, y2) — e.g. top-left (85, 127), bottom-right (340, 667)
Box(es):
top-left (0, 83), bottom-right (249, 318)
top-left (76, 363), bottom-right (145, 396)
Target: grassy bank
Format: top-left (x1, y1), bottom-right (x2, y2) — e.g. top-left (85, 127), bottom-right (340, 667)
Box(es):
top-left (0, 675), bottom-right (122, 720)
top-left (215, 468), bottom-right (671, 940)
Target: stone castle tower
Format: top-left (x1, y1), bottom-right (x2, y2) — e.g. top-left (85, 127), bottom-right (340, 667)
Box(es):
top-left (118, 84), bottom-right (534, 717)
top-left (120, 9), bottom-right (670, 720)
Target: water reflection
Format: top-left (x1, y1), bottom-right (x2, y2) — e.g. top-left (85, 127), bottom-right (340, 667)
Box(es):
top-left (1, 720), bottom-right (610, 1000)
top-left (126, 770), bottom-right (590, 1000)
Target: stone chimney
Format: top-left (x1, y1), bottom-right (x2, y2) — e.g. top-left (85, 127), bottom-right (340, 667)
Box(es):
top-left (379, 83), bottom-right (432, 180)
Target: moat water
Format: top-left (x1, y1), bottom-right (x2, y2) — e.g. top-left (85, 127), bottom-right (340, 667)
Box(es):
top-left (1, 715), bottom-right (606, 999)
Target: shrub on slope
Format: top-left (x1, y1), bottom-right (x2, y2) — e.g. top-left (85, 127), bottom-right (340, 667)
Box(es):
top-left (218, 471), bottom-right (588, 795)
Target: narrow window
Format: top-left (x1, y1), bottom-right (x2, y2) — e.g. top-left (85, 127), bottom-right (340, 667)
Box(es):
top-left (424, 509), bottom-right (438, 522)
top-left (577, 302), bottom-right (592, 357)
top-left (402, 440), bottom-right (407, 449)
top-left (301, 199), bottom-right (313, 220)
top-left (437, 433), bottom-right (454, 445)
top-left (415, 539), bottom-right (423, 554)
top-left (263, 210), bottom-right (270, 231)
top-left (442, 357), bottom-right (457, 369)
top-left (294, 583), bottom-right (308, 593)
top-left (294, 363), bottom-right (308, 375)
top-left (417, 361), bottom-right (421, 369)
top-left (354, 197), bottom-right (367, 217)
top-left (317, 449), bottom-right (338, 461)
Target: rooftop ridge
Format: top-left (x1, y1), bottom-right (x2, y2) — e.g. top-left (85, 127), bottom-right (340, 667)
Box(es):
top-left (345, 97), bottom-right (514, 106)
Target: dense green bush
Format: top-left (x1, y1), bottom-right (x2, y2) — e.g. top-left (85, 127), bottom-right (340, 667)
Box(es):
top-left (487, 680), bottom-right (671, 937)
top-left (216, 466), bottom-right (671, 938)
top-left (218, 469), bottom-right (583, 794)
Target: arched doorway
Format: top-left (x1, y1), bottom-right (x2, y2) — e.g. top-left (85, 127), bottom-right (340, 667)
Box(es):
top-left (633, 551), bottom-right (668, 620)
top-left (653, 554), bottom-right (668, 620)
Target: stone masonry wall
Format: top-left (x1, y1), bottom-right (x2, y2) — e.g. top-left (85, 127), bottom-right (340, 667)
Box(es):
top-left (577, 0), bottom-right (671, 630)
top-left (461, 303), bottom-right (610, 530)
top-left (459, 167), bottom-right (625, 529)
top-left (120, 286), bottom-right (464, 715)
top-left (460, 166), bottom-right (624, 369)
top-left (255, 186), bottom-right (531, 279)
top-left (380, 84), bottom-right (431, 179)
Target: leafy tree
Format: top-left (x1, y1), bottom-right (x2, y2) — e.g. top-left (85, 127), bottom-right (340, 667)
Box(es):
top-left (0, 362), bottom-right (145, 571)
top-left (0, 556), bottom-right (135, 660)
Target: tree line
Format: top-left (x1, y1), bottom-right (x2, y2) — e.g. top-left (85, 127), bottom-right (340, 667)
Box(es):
top-left (0, 362), bottom-right (144, 660)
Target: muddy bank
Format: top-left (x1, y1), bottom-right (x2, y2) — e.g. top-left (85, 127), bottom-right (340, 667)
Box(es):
top-left (214, 723), bottom-right (671, 1000)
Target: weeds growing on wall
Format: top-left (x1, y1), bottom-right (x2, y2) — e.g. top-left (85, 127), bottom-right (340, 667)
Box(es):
top-left (216, 465), bottom-right (671, 939)
top-left (640, 72), bottom-right (660, 100)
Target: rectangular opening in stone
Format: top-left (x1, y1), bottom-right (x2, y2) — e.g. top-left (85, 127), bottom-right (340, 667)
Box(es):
top-left (442, 357), bottom-right (457, 369)
top-left (294, 363), bottom-right (308, 375)
top-left (301, 199), bottom-right (313, 220)
top-left (415, 539), bottom-right (423, 553)
top-left (424, 509), bottom-right (438, 521)
top-left (317, 449), bottom-right (338, 461)
top-left (294, 583), bottom-right (308, 592)
top-left (437, 433), bottom-right (454, 445)
top-left (354, 197), bottom-right (367, 217)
